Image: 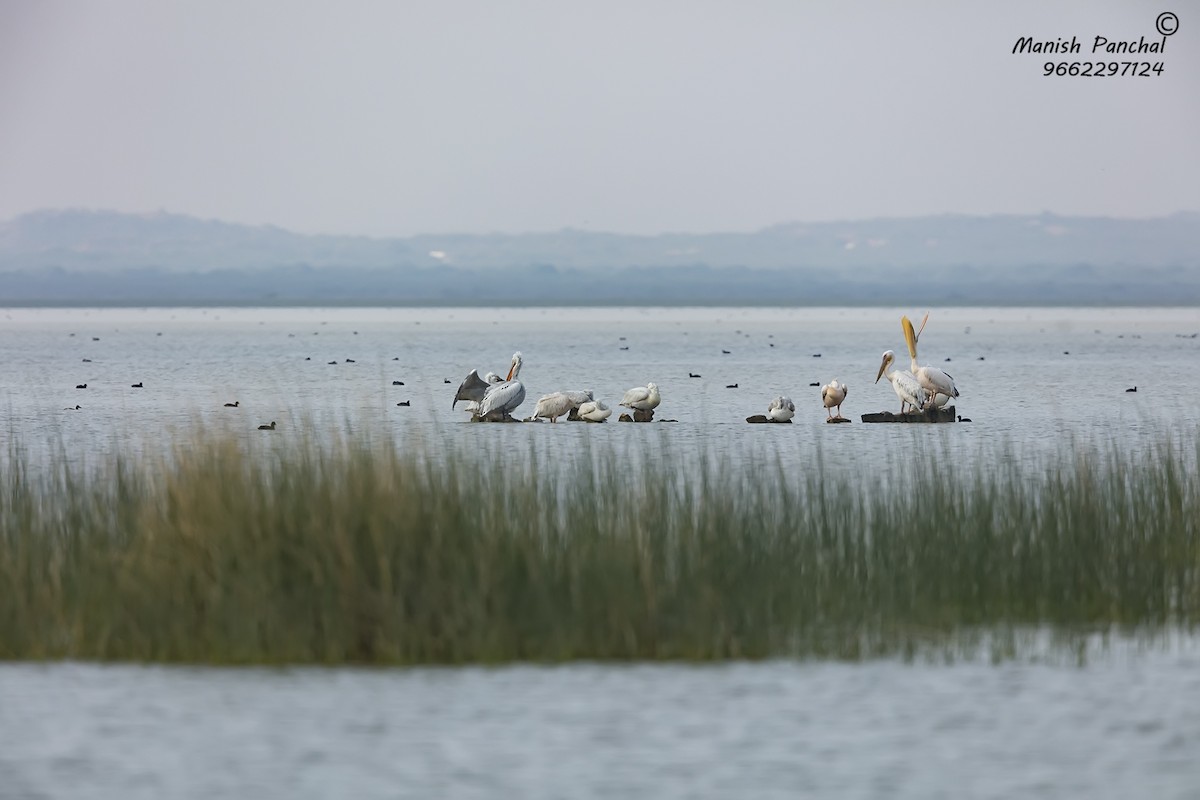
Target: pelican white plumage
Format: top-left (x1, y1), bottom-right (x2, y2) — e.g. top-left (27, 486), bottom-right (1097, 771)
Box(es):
top-left (476, 352), bottom-right (526, 420)
top-left (903, 314), bottom-right (959, 409)
top-left (531, 391), bottom-right (575, 422)
top-left (821, 380), bottom-right (848, 419)
top-left (454, 371), bottom-right (502, 413)
top-left (453, 369), bottom-right (501, 409)
top-left (766, 395), bottom-right (795, 422)
top-left (561, 389), bottom-right (593, 407)
top-left (875, 351), bottom-right (927, 413)
top-left (620, 382), bottom-right (661, 411)
top-left (576, 399), bottom-right (612, 422)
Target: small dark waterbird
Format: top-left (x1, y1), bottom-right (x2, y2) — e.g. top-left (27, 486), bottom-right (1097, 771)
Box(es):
top-left (258, 421), bottom-right (276, 430)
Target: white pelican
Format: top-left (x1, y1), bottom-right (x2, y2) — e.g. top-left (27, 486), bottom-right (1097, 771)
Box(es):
top-left (875, 351), bottom-right (927, 413)
top-left (531, 391), bottom-right (575, 422)
top-left (561, 389), bottom-right (593, 407)
top-left (576, 399), bottom-right (612, 422)
top-left (477, 352), bottom-right (526, 420)
top-left (453, 371), bottom-right (502, 413)
top-left (620, 382), bottom-right (661, 411)
top-left (903, 314), bottom-right (959, 409)
top-left (453, 369), bottom-right (501, 410)
top-left (767, 395), bottom-right (795, 422)
top-left (821, 380), bottom-right (848, 419)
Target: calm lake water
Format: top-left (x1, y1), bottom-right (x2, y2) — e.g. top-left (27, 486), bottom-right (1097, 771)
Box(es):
top-left (4, 644), bottom-right (1200, 799)
top-left (2, 306), bottom-right (1198, 473)
top-left (2, 306), bottom-right (1199, 798)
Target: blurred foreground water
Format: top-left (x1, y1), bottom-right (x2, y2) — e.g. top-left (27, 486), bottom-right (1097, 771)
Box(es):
top-left (3, 641), bottom-right (1200, 800)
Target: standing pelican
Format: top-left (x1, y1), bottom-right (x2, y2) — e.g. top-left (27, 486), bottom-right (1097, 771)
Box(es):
top-left (620, 382), bottom-right (661, 411)
top-left (531, 391), bottom-right (575, 422)
top-left (875, 351), bottom-right (927, 413)
top-left (903, 314), bottom-right (959, 408)
top-left (576, 399), bottom-right (612, 422)
top-left (477, 352), bottom-right (526, 420)
top-left (821, 380), bottom-right (848, 419)
top-left (767, 395), bottom-right (795, 422)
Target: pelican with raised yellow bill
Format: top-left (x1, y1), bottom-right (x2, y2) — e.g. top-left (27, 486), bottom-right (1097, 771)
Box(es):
top-left (876, 351), bottom-right (927, 413)
top-left (902, 313), bottom-right (959, 409)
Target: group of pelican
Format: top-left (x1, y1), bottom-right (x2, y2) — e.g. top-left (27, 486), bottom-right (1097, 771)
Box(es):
top-left (454, 315), bottom-right (960, 425)
top-left (454, 351), bottom-right (658, 423)
top-left (875, 313), bottom-right (960, 413)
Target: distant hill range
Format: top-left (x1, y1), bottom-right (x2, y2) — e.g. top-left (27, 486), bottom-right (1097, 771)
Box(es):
top-left (1, 208), bottom-right (1197, 305)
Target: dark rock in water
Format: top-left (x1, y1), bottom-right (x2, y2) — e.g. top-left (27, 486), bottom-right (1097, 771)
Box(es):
top-left (826, 416), bottom-right (850, 424)
top-left (619, 409), bottom-right (657, 422)
top-left (472, 410), bottom-right (523, 423)
top-left (619, 413), bottom-right (633, 422)
top-left (862, 406), bottom-right (957, 423)
top-left (746, 414), bottom-right (791, 423)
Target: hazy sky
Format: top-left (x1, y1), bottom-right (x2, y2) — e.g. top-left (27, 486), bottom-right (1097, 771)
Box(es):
top-left (2, 1), bottom-right (1197, 236)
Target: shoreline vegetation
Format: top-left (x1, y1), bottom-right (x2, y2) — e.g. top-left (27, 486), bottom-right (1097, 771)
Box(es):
top-left (2, 430), bottom-right (1197, 665)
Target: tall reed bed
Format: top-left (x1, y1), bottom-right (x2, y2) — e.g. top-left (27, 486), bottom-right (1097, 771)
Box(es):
top-left (1, 428), bottom-right (1197, 663)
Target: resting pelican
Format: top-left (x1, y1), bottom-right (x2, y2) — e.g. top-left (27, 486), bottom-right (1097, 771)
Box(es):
top-left (875, 351), bottom-right (927, 413)
top-left (767, 395), bottom-right (795, 422)
top-left (476, 352), bottom-right (526, 420)
top-left (903, 314), bottom-right (959, 409)
top-left (620, 382), bottom-right (661, 411)
top-left (531, 391), bottom-right (575, 422)
top-left (576, 399), bottom-right (612, 422)
top-left (821, 380), bottom-right (848, 419)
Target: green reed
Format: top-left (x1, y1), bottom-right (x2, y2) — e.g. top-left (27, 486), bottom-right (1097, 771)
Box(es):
top-left (1, 428), bottom-right (1197, 664)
